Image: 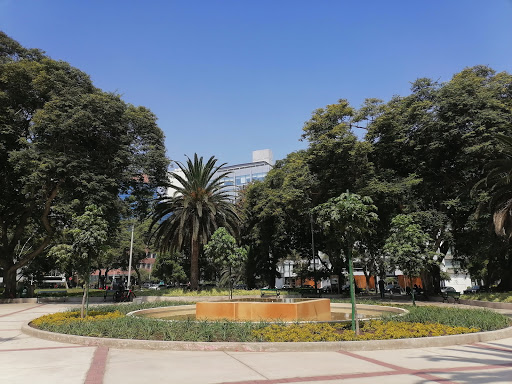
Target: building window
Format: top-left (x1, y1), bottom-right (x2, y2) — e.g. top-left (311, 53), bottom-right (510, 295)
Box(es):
top-left (222, 177), bottom-right (234, 186)
top-left (236, 175), bottom-right (251, 185)
top-left (252, 172), bottom-right (266, 182)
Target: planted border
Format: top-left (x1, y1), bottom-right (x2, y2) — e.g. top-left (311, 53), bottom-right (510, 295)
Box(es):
top-left (29, 301), bottom-right (510, 342)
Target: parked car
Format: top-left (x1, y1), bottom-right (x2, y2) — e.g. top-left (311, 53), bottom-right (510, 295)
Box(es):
top-left (463, 285), bottom-right (485, 294)
top-left (341, 283), bottom-right (362, 294)
top-left (148, 283), bottom-right (166, 290)
top-left (441, 286), bottom-right (457, 293)
top-left (384, 284), bottom-right (401, 294)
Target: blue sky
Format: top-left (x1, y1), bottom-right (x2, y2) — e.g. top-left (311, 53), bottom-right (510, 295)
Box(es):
top-left (1, 1), bottom-right (512, 166)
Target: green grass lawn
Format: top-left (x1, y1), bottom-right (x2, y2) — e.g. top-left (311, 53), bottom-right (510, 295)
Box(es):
top-left (135, 288), bottom-right (261, 297)
top-left (461, 292), bottom-right (512, 303)
top-left (29, 288), bottom-right (512, 303)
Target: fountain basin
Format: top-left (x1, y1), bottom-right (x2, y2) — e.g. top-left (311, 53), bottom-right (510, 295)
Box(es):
top-left (197, 298), bottom-right (331, 321)
top-left (130, 300), bottom-right (406, 322)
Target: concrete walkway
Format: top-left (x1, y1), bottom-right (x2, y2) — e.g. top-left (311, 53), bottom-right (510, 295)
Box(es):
top-left (1, 302), bottom-right (512, 384)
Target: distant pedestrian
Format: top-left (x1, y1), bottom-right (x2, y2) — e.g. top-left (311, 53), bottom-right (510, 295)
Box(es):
top-left (378, 279), bottom-right (385, 299)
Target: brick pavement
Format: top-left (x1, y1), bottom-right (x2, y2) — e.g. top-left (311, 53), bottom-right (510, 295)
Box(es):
top-left (1, 302), bottom-right (512, 384)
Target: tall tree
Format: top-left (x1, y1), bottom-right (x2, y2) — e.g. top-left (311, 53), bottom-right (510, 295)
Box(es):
top-left (240, 151), bottom-right (319, 287)
top-left (48, 205), bottom-right (108, 316)
top-left (69, 205), bottom-right (108, 317)
top-left (313, 192), bottom-right (378, 332)
top-left (474, 134), bottom-right (512, 237)
top-left (204, 227), bottom-right (247, 297)
top-left (366, 66), bottom-right (512, 291)
top-left (301, 99), bottom-right (373, 202)
top-left (152, 252), bottom-right (187, 286)
top-left (0, 33), bottom-right (169, 296)
top-left (384, 214), bottom-right (439, 305)
top-left (150, 154), bottom-right (240, 290)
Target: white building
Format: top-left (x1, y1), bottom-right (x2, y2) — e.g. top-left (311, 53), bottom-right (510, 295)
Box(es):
top-left (169, 150), bottom-right (274, 202)
top-left (440, 250), bottom-right (472, 292)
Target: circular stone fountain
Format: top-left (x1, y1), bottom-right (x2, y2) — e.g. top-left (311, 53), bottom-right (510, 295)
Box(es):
top-left (130, 298), bottom-right (406, 322)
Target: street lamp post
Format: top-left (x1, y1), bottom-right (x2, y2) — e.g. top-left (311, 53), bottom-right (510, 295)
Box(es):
top-left (310, 213), bottom-right (317, 291)
top-left (127, 224), bottom-right (134, 289)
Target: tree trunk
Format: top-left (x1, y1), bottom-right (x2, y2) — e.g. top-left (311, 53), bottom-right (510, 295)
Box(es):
top-left (98, 269), bottom-right (104, 289)
top-left (410, 277), bottom-right (416, 306)
top-left (190, 238), bottom-right (199, 290)
top-left (363, 270), bottom-right (371, 293)
top-left (81, 289), bottom-right (86, 318)
top-left (2, 267), bottom-right (18, 298)
top-left (347, 243), bottom-right (359, 334)
top-left (105, 268), bottom-right (110, 289)
top-left (134, 267), bottom-right (141, 287)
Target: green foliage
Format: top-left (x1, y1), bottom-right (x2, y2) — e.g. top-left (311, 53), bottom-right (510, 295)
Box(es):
top-left (150, 154), bottom-right (240, 290)
top-left (31, 302), bottom-right (508, 342)
top-left (204, 227), bottom-right (247, 286)
top-left (313, 193), bottom-right (379, 280)
top-left (0, 32), bottom-right (169, 297)
top-left (366, 66), bottom-right (512, 290)
top-left (152, 252), bottom-right (187, 284)
top-left (135, 287), bottom-right (260, 297)
top-left (301, 99), bottom-right (373, 202)
top-left (48, 205), bottom-right (108, 278)
top-left (313, 192), bottom-right (379, 243)
top-left (252, 320), bottom-right (479, 342)
top-left (100, 218), bottom-right (158, 287)
top-left (87, 301), bottom-right (189, 315)
top-left (384, 214), bottom-right (438, 278)
top-left (396, 305), bottom-right (509, 331)
top-left (240, 151), bottom-right (317, 287)
top-left (462, 292), bottom-right (512, 303)
top-left (314, 192), bottom-right (379, 330)
top-left (473, 134), bottom-right (512, 238)
top-left (70, 205), bottom-right (108, 271)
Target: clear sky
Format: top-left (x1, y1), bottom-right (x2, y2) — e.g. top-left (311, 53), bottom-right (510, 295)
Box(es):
top-left (1, 1), bottom-right (512, 166)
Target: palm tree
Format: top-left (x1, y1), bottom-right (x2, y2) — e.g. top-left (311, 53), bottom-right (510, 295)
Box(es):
top-left (150, 154), bottom-right (240, 290)
top-left (474, 134), bottom-right (512, 237)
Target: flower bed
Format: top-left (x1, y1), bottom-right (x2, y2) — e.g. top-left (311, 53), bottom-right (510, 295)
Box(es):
top-left (29, 302), bottom-right (510, 343)
top-left (251, 320), bottom-right (479, 342)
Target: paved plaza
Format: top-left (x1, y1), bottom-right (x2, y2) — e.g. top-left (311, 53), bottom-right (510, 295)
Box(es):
top-left (1, 302), bottom-right (512, 384)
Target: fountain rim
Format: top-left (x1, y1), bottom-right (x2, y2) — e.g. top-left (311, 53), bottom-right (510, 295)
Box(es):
top-left (127, 302), bottom-right (408, 324)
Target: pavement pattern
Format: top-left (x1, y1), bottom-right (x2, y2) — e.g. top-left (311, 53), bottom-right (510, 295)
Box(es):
top-left (1, 302), bottom-right (512, 384)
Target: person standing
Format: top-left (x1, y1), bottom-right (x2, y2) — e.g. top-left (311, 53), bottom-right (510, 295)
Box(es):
top-left (378, 279), bottom-right (385, 299)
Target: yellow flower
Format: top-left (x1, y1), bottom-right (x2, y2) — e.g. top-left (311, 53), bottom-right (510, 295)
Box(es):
top-left (32, 310), bottom-right (123, 327)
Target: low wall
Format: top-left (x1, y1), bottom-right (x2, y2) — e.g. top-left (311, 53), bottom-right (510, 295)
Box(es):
top-left (459, 299), bottom-right (512, 310)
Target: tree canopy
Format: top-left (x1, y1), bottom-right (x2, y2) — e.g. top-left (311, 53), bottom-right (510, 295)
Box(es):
top-left (0, 32), bottom-right (169, 296)
top-left (241, 64), bottom-right (512, 292)
top-left (150, 154), bottom-right (240, 290)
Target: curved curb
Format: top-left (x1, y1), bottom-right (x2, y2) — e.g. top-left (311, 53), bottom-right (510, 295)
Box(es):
top-left (459, 299), bottom-right (512, 310)
top-left (21, 322), bottom-right (512, 352)
top-left (126, 303), bottom-right (408, 323)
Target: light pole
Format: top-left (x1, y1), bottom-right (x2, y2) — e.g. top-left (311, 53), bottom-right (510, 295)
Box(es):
top-left (310, 213), bottom-right (317, 291)
top-left (127, 224), bottom-right (134, 289)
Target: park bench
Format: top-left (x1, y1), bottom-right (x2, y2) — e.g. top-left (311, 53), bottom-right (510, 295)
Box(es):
top-left (299, 288), bottom-right (322, 298)
top-left (260, 288), bottom-right (280, 297)
top-left (36, 290), bottom-right (67, 303)
top-left (441, 291), bottom-right (460, 303)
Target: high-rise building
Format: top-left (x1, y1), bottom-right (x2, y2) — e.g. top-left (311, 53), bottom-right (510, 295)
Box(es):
top-left (219, 149), bottom-right (274, 200)
top-left (169, 150), bottom-right (274, 201)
